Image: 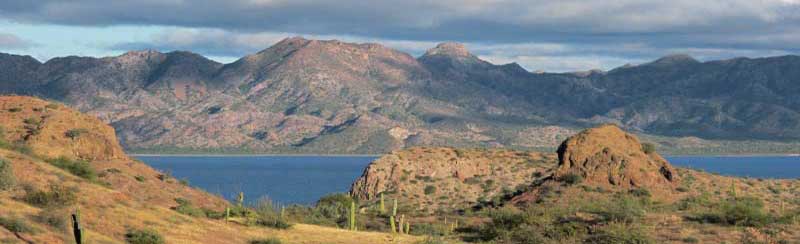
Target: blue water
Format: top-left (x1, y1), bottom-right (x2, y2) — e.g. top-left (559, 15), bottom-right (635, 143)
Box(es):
top-left (137, 155), bottom-right (799, 205)
top-left (136, 156), bottom-right (377, 205)
top-left (666, 156), bottom-right (800, 179)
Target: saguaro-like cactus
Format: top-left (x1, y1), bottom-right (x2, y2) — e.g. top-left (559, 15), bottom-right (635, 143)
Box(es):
top-left (389, 215), bottom-right (396, 234)
top-left (237, 192), bottom-right (245, 207)
top-left (72, 210), bottom-right (82, 244)
top-left (404, 222), bottom-right (410, 234)
top-left (379, 193), bottom-right (385, 214)
top-left (225, 207), bottom-right (230, 221)
top-left (392, 199), bottom-right (397, 216)
top-left (349, 201), bottom-right (357, 231)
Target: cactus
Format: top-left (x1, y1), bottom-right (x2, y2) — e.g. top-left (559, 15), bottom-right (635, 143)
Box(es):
top-left (349, 200), bottom-right (356, 231)
top-left (72, 209), bottom-right (82, 244)
top-left (225, 207), bottom-right (230, 221)
top-left (392, 198), bottom-right (397, 216)
top-left (398, 214), bottom-right (405, 234)
top-left (379, 193), bottom-right (385, 214)
top-left (237, 192), bottom-right (245, 207)
top-left (389, 215), bottom-right (396, 234)
top-left (404, 222), bottom-right (410, 234)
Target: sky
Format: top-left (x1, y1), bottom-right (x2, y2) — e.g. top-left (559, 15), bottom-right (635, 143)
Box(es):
top-left (1, 0), bottom-right (799, 72)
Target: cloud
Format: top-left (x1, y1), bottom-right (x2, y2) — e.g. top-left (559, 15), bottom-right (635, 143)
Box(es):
top-left (4, 1), bottom-right (800, 71)
top-left (0, 32), bottom-right (36, 49)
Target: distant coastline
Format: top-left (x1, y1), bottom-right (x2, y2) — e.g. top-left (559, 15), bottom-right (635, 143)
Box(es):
top-left (131, 153), bottom-right (381, 157)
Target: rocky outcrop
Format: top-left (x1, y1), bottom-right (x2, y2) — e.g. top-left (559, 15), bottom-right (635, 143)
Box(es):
top-left (554, 124), bottom-right (679, 189)
top-left (350, 147), bottom-right (556, 213)
top-left (0, 96), bottom-right (126, 160)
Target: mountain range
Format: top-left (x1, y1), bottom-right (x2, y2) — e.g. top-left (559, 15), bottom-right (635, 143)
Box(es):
top-left (1, 37), bottom-right (798, 154)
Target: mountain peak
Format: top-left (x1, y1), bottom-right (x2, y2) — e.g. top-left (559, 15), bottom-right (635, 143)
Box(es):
top-left (649, 54), bottom-right (699, 66)
top-left (424, 42), bottom-right (472, 57)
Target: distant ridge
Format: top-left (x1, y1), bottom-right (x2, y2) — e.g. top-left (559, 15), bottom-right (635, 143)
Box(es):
top-left (0, 37), bottom-right (799, 154)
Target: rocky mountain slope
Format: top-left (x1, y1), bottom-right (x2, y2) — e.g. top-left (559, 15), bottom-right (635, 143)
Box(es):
top-left (0, 96), bottom-right (420, 243)
top-left (1, 37), bottom-right (799, 153)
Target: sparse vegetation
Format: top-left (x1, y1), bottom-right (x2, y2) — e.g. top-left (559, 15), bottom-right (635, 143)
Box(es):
top-left (8, 107), bottom-right (22, 112)
top-left (125, 229), bottom-right (165, 244)
top-left (0, 216), bottom-right (36, 234)
top-left (641, 142), bottom-right (656, 154)
top-left (693, 197), bottom-right (771, 227)
top-left (174, 198), bottom-right (207, 217)
top-left (0, 158), bottom-right (15, 190)
top-left (585, 222), bottom-right (654, 244)
top-left (252, 197), bottom-right (292, 229)
top-left (22, 184), bottom-right (78, 207)
top-left (65, 128), bottom-right (89, 139)
top-left (424, 185), bottom-right (437, 195)
top-left (45, 157), bottom-right (97, 181)
top-left (559, 173), bottom-right (583, 185)
top-left (33, 207), bottom-right (69, 231)
top-left (249, 238), bottom-right (283, 244)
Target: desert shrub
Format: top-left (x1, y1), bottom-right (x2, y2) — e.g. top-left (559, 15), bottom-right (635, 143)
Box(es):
top-left (0, 158), bottom-right (15, 190)
top-left (33, 207), bottom-right (69, 231)
top-left (45, 157), bottom-right (97, 181)
top-left (22, 184), bottom-right (78, 207)
top-left (252, 198), bottom-right (291, 229)
top-left (0, 216), bottom-right (35, 234)
top-left (249, 238), bottom-right (282, 244)
top-left (173, 198), bottom-right (206, 217)
top-left (410, 223), bottom-right (451, 236)
top-left (424, 185), bottom-right (437, 195)
top-left (559, 173), bottom-right (583, 185)
top-left (134, 175), bottom-right (146, 182)
top-left (477, 207), bottom-right (526, 240)
top-left (125, 229), bottom-right (165, 244)
top-left (65, 128), bottom-right (89, 139)
top-left (629, 188), bottom-right (651, 198)
top-left (415, 236), bottom-right (448, 244)
top-left (641, 143), bottom-right (656, 154)
top-left (595, 196), bottom-right (645, 223)
top-left (45, 103), bottom-right (59, 109)
top-left (8, 107), bottom-right (21, 112)
top-left (695, 197), bottom-right (770, 227)
top-left (585, 222), bottom-right (654, 244)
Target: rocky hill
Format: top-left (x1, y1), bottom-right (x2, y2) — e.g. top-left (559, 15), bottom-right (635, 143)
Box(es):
top-left (1, 37), bottom-right (799, 154)
top-left (0, 96), bottom-right (419, 244)
top-left (350, 147), bottom-right (556, 213)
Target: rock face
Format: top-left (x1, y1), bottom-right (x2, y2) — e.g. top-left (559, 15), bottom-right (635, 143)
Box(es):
top-left (0, 96), bottom-right (126, 160)
top-left (350, 147), bottom-right (557, 212)
top-left (554, 124), bottom-right (678, 189)
top-left (1, 37), bottom-right (800, 154)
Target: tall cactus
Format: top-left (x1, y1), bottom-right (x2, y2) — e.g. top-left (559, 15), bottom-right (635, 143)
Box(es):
top-left (404, 222), bottom-right (410, 234)
top-left (349, 200), bottom-right (356, 231)
top-left (379, 193), bottom-right (385, 214)
top-left (392, 198), bottom-right (397, 216)
top-left (389, 215), bottom-right (396, 234)
top-left (72, 209), bottom-right (82, 244)
top-left (398, 214), bottom-right (405, 234)
top-left (225, 207), bottom-right (230, 221)
top-left (237, 192), bottom-right (245, 207)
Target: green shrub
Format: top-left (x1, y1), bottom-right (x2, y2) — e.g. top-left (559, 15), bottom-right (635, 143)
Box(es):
top-left (629, 188), bottom-right (651, 198)
top-left (585, 222), bottom-right (653, 244)
top-left (559, 173), bottom-right (583, 185)
top-left (65, 128), bottom-right (89, 139)
top-left (135, 175), bottom-right (146, 182)
top-left (415, 236), bottom-right (448, 244)
top-left (45, 157), bottom-right (97, 181)
top-left (0, 216), bottom-right (35, 234)
top-left (22, 184), bottom-right (78, 207)
top-left (424, 185), bottom-right (437, 195)
top-left (125, 229), bottom-right (165, 244)
top-left (409, 223), bottom-right (451, 236)
top-left (33, 207), bottom-right (69, 231)
top-left (174, 198), bottom-right (206, 217)
top-left (641, 143), bottom-right (657, 154)
top-left (0, 158), bottom-right (14, 191)
top-left (695, 197), bottom-right (770, 227)
top-left (8, 107), bottom-right (21, 112)
top-left (596, 196), bottom-right (645, 223)
top-left (249, 238), bottom-right (282, 244)
top-left (252, 198), bottom-right (292, 229)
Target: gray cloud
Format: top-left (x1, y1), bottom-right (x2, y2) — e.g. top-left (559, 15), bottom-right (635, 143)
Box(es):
top-left (0, 32), bottom-right (35, 49)
top-left (5, 0), bottom-right (800, 71)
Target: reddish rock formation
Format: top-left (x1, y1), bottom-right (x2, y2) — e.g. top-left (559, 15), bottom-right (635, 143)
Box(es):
top-left (554, 124), bottom-right (679, 189)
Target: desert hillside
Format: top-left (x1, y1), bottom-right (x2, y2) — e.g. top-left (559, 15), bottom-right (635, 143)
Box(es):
top-left (0, 96), bottom-right (420, 244)
top-left (350, 124), bottom-right (800, 243)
